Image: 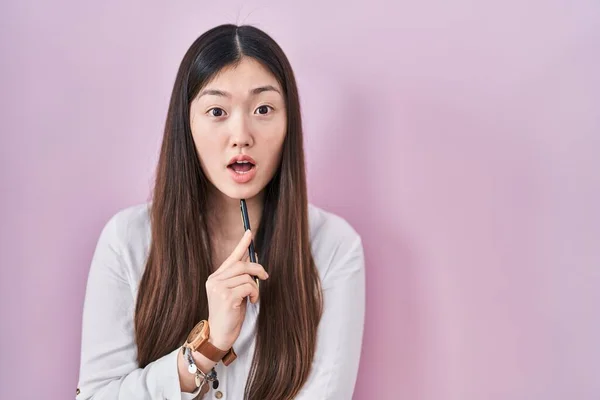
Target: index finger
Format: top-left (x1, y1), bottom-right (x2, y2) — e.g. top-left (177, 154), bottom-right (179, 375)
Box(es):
top-left (218, 230), bottom-right (252, 271)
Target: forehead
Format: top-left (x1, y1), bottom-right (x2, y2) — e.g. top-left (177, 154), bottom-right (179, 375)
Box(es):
top-left (204, 57), bottom-right (281, 93)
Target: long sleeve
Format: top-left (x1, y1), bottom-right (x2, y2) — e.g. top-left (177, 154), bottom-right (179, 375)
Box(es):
top-left (295, 235), bottom-right (366, 400)
top-left (76, 214), bottom-right (200, 400)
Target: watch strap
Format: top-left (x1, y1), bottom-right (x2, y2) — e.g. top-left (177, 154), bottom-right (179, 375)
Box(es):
top-left (222, 348), bottom-right (237, 366)
top-left (196, 340), bottom-right (230, 363)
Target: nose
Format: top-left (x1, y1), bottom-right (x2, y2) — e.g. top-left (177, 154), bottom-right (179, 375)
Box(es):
top-left (229, 115), bottom-right (254, 148)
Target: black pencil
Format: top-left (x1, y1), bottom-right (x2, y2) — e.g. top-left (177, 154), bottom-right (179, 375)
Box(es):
top-left (240, 199), bottom-right (259, 286)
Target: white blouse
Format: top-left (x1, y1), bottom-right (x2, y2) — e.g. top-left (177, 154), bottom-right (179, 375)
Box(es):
top-left (76, 203), bottom-right (365, 400)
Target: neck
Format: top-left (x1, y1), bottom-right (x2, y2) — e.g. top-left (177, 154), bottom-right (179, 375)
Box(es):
top-left (206, 186), bottom-right (264, 245)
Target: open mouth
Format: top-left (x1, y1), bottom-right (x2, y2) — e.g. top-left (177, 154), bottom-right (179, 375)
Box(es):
top-left (228, 160), bottom-right (256, 174)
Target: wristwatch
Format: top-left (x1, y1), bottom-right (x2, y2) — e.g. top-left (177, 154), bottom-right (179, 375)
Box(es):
top-left (184, 320), bottom-right (237, 366)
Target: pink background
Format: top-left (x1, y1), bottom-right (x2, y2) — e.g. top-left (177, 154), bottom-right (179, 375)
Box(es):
top-left (1, 1), bottom-right (599, 399)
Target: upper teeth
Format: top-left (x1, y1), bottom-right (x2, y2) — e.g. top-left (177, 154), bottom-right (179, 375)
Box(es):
top-left (236, 161), bottom-right (249, 164)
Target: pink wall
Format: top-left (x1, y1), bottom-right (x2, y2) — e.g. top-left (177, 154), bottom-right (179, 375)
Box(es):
top-left (1, 1), bottom-right (599, 399)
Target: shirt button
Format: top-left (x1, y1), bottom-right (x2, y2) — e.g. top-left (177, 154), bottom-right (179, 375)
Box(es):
top-left (76, 388), bottom-right (80, 395)
top-left (215, 390), bottom-right (223, 399)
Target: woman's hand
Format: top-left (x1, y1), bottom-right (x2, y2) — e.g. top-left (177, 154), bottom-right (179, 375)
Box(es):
top-left (206, 230), bottom-right (269, 350)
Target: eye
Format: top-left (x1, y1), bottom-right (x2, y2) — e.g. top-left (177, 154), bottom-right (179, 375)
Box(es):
top-left (255, 105), bottom-right (273, 115)
top-left (207, 107), bottom-right (226, 117)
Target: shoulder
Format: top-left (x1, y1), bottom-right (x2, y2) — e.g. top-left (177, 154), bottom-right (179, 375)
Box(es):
top-left (308, 203), bottom-right (360, 244)
top-left (94, 203), bottom-right (152, 281)
top-left (100, 203), bottom-right (151, 248)
top-left (308, 203), bottom-right (364, 283)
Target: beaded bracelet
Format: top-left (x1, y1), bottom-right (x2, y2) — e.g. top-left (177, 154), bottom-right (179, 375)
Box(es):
top-left (183, 346), bottom-right (220, 390)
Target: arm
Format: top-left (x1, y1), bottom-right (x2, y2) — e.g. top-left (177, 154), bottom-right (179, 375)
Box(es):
top-left (295, 235), bottom-right (366, 400)
top-left (76, 215), bottom-right (204, 400)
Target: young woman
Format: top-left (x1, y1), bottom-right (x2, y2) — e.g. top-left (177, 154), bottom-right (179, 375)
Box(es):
top-left (76, 24), bottom-right (365, 400)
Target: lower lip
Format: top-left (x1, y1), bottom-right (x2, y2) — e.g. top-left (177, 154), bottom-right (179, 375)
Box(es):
top-left (228, 165), bottom-right (257, 183)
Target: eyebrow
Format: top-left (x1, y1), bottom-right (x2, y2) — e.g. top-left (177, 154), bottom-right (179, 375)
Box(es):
top-left (198, 85), bottom-right (281, 98)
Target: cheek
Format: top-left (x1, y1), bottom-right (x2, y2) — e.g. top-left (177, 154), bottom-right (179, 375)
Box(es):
top-left (259, 126), bottom-right (286, 168)
top-left (261, 115), bottom-right (286, 146)
top-left (191, 125), bottom-right (224, 171)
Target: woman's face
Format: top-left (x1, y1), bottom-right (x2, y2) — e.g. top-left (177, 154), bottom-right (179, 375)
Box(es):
top-left (189, 57), bottom-right (287, 201)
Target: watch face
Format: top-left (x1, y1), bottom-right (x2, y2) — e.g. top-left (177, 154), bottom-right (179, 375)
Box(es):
top-left (186, 320), bottom-right (207, 344)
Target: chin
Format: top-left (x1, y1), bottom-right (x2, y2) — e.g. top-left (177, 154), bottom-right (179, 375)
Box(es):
top-left (221, 184), bottom-right (263, 201)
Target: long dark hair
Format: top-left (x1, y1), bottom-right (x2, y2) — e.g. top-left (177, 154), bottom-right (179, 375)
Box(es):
top-left (134, 24), bottom-right (323, 400)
